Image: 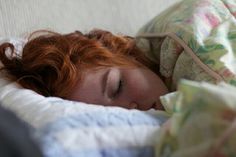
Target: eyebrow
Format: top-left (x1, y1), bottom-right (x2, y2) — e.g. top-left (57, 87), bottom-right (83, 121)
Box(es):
top-left (102, 69), bottom-right (110, 95)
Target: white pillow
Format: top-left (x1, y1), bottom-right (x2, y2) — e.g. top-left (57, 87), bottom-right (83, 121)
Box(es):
top-left (0, 38), bottom-right (168, 157)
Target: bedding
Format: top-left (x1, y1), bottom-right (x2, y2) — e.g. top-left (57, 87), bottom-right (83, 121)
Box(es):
top-left (136, 0), bottom-right (236, 90)
top-left (0, 39), bottom-right (169, 157)
top-left (157, 80), bottom-right (236, 157)
top-left (2, 0), bottom-right (236, 156)
top-left (135, 0), bottom-right (236, 156)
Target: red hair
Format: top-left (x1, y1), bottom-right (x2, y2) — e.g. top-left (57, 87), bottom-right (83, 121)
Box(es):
top-left (0, 29), bottom-right (156, 98)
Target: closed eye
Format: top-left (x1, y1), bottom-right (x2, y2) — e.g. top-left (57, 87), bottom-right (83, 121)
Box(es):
top-left (103, 68), bottom-right (122, 100)
top-left (102, 69), bottom-right (110, 96)
top-left (112, 79), bottom-right (123, 99)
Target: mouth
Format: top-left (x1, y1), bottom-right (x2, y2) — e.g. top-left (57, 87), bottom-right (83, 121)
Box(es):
top-left (151, 102), bottom-right (156, 108)
top-left (151, 101), bottom-right (164, 110)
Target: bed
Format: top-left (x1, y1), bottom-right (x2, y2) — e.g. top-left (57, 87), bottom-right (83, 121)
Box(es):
top-left (0, 0), bottom-right (178, 157)
top-left (1, 0), bottom-right (236, 157)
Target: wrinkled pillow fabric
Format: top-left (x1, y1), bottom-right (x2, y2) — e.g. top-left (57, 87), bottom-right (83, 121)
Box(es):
top-left (136, 0), bottom-right (236, 90)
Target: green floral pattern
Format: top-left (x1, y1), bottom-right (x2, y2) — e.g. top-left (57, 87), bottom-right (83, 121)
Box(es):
top-left (136, 0), bottom-right (236, 156)
top-left (136, 0), bottom-right (236, 89)
top-left (158, 80), bottom-right (236, 157)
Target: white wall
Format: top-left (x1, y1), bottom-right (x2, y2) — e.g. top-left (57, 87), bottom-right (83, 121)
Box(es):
top-left (0, 0), bottom-right (181, 37)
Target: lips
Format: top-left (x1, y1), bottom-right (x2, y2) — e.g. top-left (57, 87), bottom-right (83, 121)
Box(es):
top-left (151, 102), bottom-right (156, 109)
top-left (151, 101), bottom-right (164, 110)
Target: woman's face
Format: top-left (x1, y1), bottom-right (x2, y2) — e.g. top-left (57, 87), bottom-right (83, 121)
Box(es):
top-left (67, 66), bottom-right (168, 110)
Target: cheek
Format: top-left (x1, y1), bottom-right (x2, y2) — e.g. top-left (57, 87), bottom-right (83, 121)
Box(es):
top-left (124, 77), bottom-right (150, 99)
top-left (123, 70), bottom-right (168, 101)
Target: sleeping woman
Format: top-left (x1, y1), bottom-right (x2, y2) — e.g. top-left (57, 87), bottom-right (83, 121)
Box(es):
top-left (1, 0), bottom-right (236, 155)
top-left (1, 25), bottom-right (235, 112)
top-left (0, 29), bottom-right (169, 111)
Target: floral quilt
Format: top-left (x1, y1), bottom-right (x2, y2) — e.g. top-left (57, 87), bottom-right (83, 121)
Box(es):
top-left (136, 0), bottom-right (236, 90)
top-left (136, 0), bottom-right (236, 156)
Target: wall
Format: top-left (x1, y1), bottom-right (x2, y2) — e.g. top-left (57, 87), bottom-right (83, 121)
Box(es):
top-left (0, 0), bottom-right (180, 37)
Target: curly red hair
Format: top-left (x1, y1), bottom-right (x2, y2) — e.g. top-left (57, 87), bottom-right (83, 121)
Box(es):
top-left (0, 29), bottom-right (157, 98)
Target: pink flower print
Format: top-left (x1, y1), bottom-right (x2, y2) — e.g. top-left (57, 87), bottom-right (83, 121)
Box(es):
top-left (232, 12), bottom-right (236, 17)
top-left (224, 3), bottom-right (236, 10)
top-left (174, 43), bottom-right (183, 55)
top-left (204, 12), bottom-right (220, 28)
top-left (220, 68), bottom-right (235, 78)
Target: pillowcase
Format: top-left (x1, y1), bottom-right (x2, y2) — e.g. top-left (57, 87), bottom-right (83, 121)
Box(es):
top-left (136, 0), bottom-right (236, 90)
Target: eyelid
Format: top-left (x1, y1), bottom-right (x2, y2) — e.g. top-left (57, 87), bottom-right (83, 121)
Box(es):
top-left (112, 79), bottom-right (123, 99)
top-left (104, 68), bottom-right (122, 99)
top-left (102, 69), bottom-right (110, 96)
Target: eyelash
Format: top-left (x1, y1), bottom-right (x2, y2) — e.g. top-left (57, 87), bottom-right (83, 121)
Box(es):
top-left (113, 79), bottom-right (123, 98)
